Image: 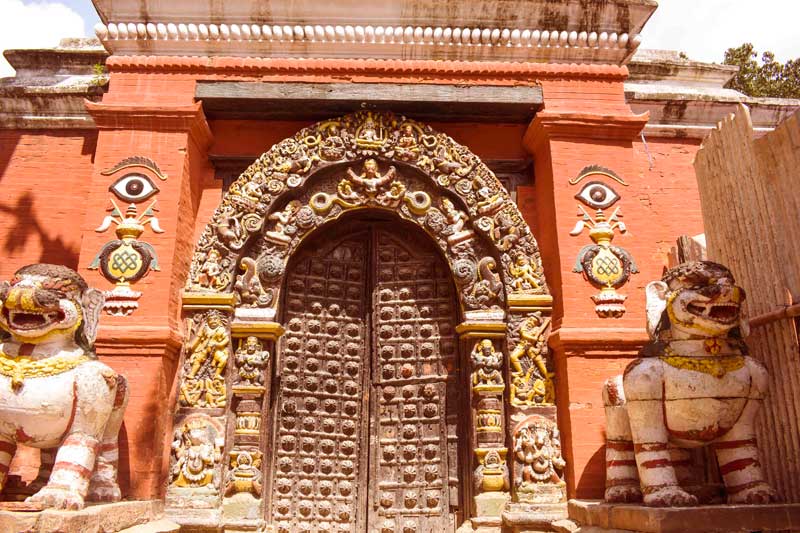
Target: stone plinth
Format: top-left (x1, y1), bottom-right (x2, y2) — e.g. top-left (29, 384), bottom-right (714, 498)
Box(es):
top-left (569, 499), bottom-right (800, 533)
top-left (0, 501), bottom-right (175, 533)
top-left (503, 501), bottom-right (569, 532)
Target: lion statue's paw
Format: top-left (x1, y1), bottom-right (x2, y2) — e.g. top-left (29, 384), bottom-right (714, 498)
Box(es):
top-left (728, 483), bottom-right (778, 505)
top-left (88, 482), bottom-right (122, 502)
top-left (643, 486), bottom-right (698, 507)
top-left (604, 485), bottom-right (643, 503)
top-left (27, 486), bottom-right (85, 510)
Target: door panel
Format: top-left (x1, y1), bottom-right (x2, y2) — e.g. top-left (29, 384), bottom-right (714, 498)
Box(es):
top-left (271, 234), bottom-right (370, 533)
top-left (270, 221), bottom-right (462, 533)
top-left (368, 230), bottom-right (461, 533)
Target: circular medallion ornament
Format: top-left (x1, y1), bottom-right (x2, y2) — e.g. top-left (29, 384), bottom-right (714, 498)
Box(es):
top-left (98, 240), bottom-right (154, 283)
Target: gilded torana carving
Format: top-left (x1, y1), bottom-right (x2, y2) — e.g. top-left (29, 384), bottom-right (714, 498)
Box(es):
top-left (603, 261), bottom-right (776, 507)
top-left (186, 111), bottom-right (547, 315)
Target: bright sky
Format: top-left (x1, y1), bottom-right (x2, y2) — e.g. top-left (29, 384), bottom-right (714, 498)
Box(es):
top-left (1, 0), bottom-right (799, 77)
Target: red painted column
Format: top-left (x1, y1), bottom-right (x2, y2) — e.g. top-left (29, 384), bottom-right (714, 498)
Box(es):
top-left (75, 99), bottom-right (214, 499)
top-left (522, 108), bottom-right (653, 499)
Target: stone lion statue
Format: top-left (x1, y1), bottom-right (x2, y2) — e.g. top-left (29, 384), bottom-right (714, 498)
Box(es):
top-left (0, 264), bottom-right (128, 510)
top-left (603, 261), bottom-right (776, 507)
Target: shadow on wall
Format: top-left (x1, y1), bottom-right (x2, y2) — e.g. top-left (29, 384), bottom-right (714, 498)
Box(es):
top-left (0, 191), bottom-right (81, 269)
top-left (576, 443), bottom-right (607, 499)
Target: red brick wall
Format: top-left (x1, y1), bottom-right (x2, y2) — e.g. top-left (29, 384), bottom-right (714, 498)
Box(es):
top-left (530, 134), bottom-right (706, 499)
top-left (0, 129), bottom-right (97, 279)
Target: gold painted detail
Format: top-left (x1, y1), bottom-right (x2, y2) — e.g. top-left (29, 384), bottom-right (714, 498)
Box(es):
top-left (187, 110), bottom-right (549, 311)
top-left (0, 352), bottom-right (89, 391)
top-left (179, 311), bottom-right (230, 408)
top-left (660, 352), bottom-right (745, 378)
top-left (509, 314), bottom-right (554, 406)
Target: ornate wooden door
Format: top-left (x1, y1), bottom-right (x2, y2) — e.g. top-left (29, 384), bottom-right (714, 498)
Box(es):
top-left (269, 220), bottom-right (463, 533)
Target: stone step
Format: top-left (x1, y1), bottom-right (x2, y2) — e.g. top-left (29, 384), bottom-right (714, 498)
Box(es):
top-left (119, 519), bottom-right (181, 533)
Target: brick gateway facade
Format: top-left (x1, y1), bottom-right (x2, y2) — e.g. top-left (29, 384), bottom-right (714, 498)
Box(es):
top-left (1, 0), bottom-right (798, 531)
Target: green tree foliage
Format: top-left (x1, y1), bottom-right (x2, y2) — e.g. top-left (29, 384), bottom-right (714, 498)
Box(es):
top-left (723, 43), bottom-right (800, 98)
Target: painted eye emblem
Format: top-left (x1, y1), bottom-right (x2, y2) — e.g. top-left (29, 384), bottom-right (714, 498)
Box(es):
top-left (109, 173), bottom-right (159, 202)
top-left (575, 181), bottom-right (620, 210)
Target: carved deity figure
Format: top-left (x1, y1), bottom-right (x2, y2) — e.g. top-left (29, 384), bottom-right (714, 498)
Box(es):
top-left (393, 124), bottom-right (420, 161)
top-left (509, 255), bottom-right (541, 292)
top-left (510, 315), bottom-right (554, 406)
top-left (265, 200), bottom-right (301, 245)
top-left (471, 339), bottom-right (503, 390)
top-left (193, 248), bottom-right (228, 290)
top-left (180, 311), bottom-right (229, 408)
top-left (346, 158), bottom-right (397, 198)
top-left (0, 264), bottom-right (129, 509)
top-left (171, 419), bottom-right (220, 488)
top-left (603, 261), bottom-right (777, 507)
top-left (513, 416), bottom-right (566, 496)
top-left (474, 448), bottom-right (510, 493)
top-left (441, 198), bottom-right (475, 247)
top-left (234, 336), bottom-right (270, 388)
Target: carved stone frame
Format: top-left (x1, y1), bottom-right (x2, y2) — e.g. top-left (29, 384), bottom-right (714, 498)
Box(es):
top-left (172, 111), bottom-right (561, 531)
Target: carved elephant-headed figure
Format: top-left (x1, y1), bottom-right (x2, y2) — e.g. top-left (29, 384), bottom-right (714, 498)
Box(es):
top-left (603, 261), bottom-right (777, 507)
top-left (0, 264), bottom-right (128, 510)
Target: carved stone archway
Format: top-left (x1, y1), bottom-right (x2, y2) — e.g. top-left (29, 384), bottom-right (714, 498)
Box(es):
top-left (170, 112), bottom-right (563, 532)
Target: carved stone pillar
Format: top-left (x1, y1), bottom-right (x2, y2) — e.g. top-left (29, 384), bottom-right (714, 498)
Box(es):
top-left (503, 294), bottom-right (568, 529)
top-left (456, 321), bottom-right (509, 529)
top-left (166, 292), bottom-right (236, 528)
top-left (223, 321), bottom-right (284, 529)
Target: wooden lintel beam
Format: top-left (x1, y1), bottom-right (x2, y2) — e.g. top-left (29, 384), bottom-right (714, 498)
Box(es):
top-left (196, 81), bottom-right (542, 123)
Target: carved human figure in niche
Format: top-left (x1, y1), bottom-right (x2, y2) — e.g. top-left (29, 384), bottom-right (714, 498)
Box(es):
top-left (187, 312), bottom-right (229, 379)
top-left (441, 198), bottom-right (475, 247)
top-left (171, 419), bottom-right (220, 488)
top-left (492, 211), bottom-right (520, 251)
top-left (394, 124), bottom-right (420, 161)
top-left (509, 255), bottom-right (541, 291)
top-left (510, 315), bottom-right (554, 405)
top-left (471, 339), bottom-right (503, 389)
top-left (356, 115), bottom-right (385, 148)
top-left (346, 158), bottom-right (397, 198)
top-left (193, 249), bottom-right (227, 290)
top-left (514, 418), bottom-right (565, 486)
top-left (235, 336), bottom-right (270, 388)
top-left (266, 200), bottom-right (301, 245)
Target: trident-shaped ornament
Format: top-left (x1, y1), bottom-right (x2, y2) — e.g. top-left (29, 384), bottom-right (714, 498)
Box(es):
top-left (89, 199), bottom-right (164, 316)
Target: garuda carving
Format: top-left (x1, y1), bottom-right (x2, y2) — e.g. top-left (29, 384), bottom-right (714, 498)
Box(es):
top-left (0, 264), bottom-right (128, 510)
top-left (603, 261), bottom-right (776, 507)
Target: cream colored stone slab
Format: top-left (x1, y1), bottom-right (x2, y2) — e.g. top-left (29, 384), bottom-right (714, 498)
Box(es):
top-left (0, 501), bottom-right (163, 533)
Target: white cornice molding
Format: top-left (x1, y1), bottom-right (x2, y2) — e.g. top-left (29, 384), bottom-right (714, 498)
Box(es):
top-left (94, 22), bottom-right (642, 64)
top-left (90, 0), bottom-right (657, 64)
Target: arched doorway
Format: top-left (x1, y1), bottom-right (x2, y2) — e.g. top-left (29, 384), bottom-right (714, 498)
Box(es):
top-left (172, 111), bottom-right (560, 533)
top-left (269, 213), bottom-right (466, 533)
